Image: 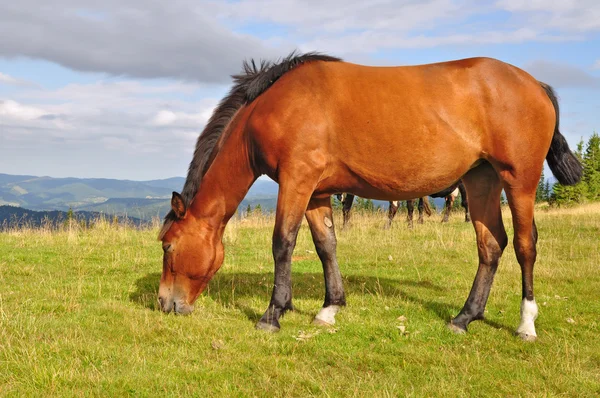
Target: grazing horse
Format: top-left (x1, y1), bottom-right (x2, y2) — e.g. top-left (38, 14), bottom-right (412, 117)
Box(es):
top-left (157, 53), bottom-right (582, 341)
top-left (337, 181), bottom-right (469, 229)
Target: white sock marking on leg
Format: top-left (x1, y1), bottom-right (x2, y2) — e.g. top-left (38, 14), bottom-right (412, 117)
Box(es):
top-left (314, 305), bottom-right (340, 325)
top-left (516, 298), bottom-right (538, 338)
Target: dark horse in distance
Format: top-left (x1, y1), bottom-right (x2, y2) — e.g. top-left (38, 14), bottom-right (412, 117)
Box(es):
top-left (337, 180), bottom-right (470, 229)
top-left (157, 53), bottom-right (582, 341)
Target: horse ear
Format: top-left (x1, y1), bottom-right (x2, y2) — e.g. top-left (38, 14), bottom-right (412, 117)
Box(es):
top-left (171, 192), bottom-right (186, 219)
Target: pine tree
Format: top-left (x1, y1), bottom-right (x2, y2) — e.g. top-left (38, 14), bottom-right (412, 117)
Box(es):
top-left (246, 204), bottom-right (252, 215)
top-left (355, 197), bottom-right (366, 211)
top-left (64, 207), bottom-right (75, 229)
top-left (582, 132), bottom-right (600, 201)
top-left (535, 170), bottom-right (546, 203)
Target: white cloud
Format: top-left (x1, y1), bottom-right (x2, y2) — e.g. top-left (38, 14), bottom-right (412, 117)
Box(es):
top-left (218, 0), bottom-right (594, 58)
top-left (2, 0), bottom-right (597, 83)
top-left (301, 27), bottom-right (576, 55)
top-left (0, 99), bottom-right (47, 120)
top-left (220, 0), bottom-right (472, 33)
top-left (495, 0), bottom-right (600, 32)
top-left (0, 1), bottom-right (282, 83)
top-left (151, 108), bottom-right (212, 128)
top-left (152, 110), bottom-right (177, 126)
top-left (496, 0), bottom-right (587, 13)
top-left (0, 78), bottom-right (221, 178)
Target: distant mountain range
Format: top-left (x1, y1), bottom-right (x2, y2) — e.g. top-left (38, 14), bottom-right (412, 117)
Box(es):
top-left (0, 173), bottom-right (454, 223)
top-left (0, 173), bottom-right (280, 221)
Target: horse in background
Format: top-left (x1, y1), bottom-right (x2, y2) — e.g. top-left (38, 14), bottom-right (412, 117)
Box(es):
top-left (337, 181), bottom-right (469, 229)
top-left (157, 52), bottom-right (582, 341)
top-left (433, 180), bottom-right (470, 223)
top-left (336, 194), bottom-right (431, 228)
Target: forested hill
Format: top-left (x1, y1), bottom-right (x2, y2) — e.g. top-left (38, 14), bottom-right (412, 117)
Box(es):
top-left (0, 205), bottom-right (146, 229)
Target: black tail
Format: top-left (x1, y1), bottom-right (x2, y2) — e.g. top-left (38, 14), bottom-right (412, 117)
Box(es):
top-left (539, 82), bottom-right (583, 185)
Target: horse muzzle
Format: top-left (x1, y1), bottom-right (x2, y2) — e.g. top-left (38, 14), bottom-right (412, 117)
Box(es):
top-left (158, 295), bottom-right (194, 315)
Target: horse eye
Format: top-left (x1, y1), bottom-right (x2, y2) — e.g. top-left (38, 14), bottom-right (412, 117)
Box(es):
top-left (163, 243), bottom-right (172, 252)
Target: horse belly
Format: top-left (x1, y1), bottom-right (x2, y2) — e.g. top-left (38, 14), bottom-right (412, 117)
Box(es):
top-left (328, 128), bottom-right (479, 200)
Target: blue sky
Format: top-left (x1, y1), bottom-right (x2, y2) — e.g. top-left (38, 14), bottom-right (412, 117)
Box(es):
top-left (0, 0), bottom-right (599, 180)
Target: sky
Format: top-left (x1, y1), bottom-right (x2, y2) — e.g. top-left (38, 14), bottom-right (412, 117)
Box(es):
top-left (1, 0), bottom-right (599, 181)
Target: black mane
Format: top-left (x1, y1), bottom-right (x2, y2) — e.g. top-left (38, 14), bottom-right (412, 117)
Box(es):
top-left (160, 52), bottom-right (341, 236)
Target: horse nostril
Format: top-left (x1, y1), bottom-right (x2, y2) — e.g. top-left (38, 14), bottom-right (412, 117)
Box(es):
top-left (158, 296), bottom-right (165, 308)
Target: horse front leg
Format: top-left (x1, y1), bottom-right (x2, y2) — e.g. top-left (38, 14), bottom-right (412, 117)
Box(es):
top-left (385, 201), bottom-right (399, 229)
top-left (406, 199), bottom-right (415, 228)
top-left (305, 196), bottom-right (346, 326)
top-left (256, 177), bottom-right (316, 332)
top-left (442, 195), bottom-right (453, 223)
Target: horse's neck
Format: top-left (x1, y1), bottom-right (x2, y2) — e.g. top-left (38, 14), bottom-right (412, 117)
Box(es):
top-left (190, 124), bottom-right (257, 228)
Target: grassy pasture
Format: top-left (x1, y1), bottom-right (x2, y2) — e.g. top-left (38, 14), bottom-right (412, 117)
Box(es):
top-left (1, 204), bottom-right (599, 396)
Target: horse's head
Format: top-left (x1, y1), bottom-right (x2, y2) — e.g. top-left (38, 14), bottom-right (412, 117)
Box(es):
top-left (157, 192), bottom-right (225, 315)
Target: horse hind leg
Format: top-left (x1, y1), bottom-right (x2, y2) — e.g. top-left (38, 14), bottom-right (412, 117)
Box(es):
top-left (449, 162), bottom-right (508, 333)
top-left (458, 182), bottom-right (471, 222)
top-left (422, 196), bottom-right (433, 217)
top-left (504, 181), bottom-right (539, 341)
top-left (385, 200), bottom-right (399, 229)
top-left (417, 197), bottom-right (425, 224)
top-left (341, 193), bottom-right (354, 229)
top-left (305, 196), bottom-right (346, 326)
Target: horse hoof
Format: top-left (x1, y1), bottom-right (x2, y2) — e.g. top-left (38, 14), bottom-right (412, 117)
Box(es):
top-left (517, 332), bottom-right (537, 342)
top-left (447, 322), bottom-right (467, 334)
top-left (255, 322), bottom-right (280, 333)
top-left (312, 318), bottom-right (334, 327)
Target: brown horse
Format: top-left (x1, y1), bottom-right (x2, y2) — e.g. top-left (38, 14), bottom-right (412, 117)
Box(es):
top-left (337, 180), bottom-right (469, 229)
top-left (158, 53), bottom-right (582, 341)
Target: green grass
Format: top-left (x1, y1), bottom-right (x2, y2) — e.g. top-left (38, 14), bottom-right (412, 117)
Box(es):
top-left (1, 205), bottom-right (599, 397)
